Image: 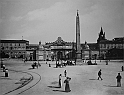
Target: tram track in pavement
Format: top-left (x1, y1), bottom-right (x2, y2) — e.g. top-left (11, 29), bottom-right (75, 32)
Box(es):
top-left (3, 69), bottom-right (42, 95)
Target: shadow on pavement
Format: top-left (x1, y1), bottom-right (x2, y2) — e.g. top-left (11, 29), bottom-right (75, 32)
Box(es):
top-left (103, 85), bottom-right (117, 87)
top-left (51, 81), bottom-right (58, 84)
top-left (48, 86), bottom-right (60, 88)
top-left (28, 68), bottom-right (34, 70)
top-left (53, 90), bottom-right (66, 92)
top-left (0, 77), bottom-right (11, 80)
top-left (0, 75), bottom-right (5, 77)
top-left (118, 71), bottom-right (123, 72)
top-left (89, 79), bottom-right (97, 80)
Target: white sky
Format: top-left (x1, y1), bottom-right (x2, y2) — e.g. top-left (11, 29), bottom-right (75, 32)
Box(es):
top-left (0, 0), bottom-right (123, 44)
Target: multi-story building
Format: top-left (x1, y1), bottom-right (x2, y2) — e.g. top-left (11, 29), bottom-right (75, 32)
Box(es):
top-left (97, 27), bottom-right (124, 59)
top-left (0, 40), bottom-right (29, 58)
top-left (98, 37), bottom-right (124, 59)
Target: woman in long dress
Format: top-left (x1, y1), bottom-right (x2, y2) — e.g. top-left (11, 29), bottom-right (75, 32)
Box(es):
top-left (59, 74), bottom-right (62, 88)
top-left (64, 77), bottom-right (71, 92)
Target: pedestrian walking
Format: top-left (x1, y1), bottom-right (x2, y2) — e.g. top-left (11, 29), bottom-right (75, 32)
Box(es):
top-left (116, 73), bottom-right (122, 87)
top-left (64, 77), bottom-right (71, 92)
top-left (121, 66), bottom-right (123, 71)
top-left (106, 60), bottom-right (108, 65)
top-left (58, 74), bottom-right (62, 88)
top-left (64, 70), bottom-right (67, 77)
top-left (97, 69), bottom-right (103, 80)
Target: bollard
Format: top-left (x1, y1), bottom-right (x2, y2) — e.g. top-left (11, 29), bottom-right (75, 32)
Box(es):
top-left (49, 64), bottom-right (51, 67)
top-left (5, 69), bottom-right (9, 77)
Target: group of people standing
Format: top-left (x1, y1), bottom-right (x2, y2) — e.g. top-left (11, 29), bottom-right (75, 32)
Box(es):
top-left (58, 70), bottom-right (71, 92)
top-left (1, 64), bottom-right (9, 77)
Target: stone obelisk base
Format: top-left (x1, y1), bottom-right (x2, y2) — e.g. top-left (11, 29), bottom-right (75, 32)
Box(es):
top-left (76, 52), bottom-right (82, 64)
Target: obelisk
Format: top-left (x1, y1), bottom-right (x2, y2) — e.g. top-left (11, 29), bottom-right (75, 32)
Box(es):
top-left (76, 10), bottom-right (82, 62)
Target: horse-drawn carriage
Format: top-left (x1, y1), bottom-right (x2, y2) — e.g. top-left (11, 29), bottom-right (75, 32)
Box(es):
top-left (31, 62), bottom-right (41, 69)
top-left (87, 60), bottom-right (97, 65)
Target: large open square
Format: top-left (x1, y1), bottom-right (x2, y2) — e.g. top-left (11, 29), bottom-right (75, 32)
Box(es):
top-left (0, 59), bottom-right (124, 95)
top-left (1, 0), bottom-right (123, 95)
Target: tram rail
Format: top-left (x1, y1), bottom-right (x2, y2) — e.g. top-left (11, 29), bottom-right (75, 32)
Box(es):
top-left (3, 69), bottom-right (41, 95)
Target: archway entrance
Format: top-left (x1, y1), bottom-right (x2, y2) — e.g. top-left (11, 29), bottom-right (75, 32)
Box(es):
top-left (57, 51), bottom-right (63, 60)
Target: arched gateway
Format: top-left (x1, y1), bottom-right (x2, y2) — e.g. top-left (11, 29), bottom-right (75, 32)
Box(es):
top-left (38, 37), bottom-right (76, 61)
top-left (46, 37), bottom-right (74, 61)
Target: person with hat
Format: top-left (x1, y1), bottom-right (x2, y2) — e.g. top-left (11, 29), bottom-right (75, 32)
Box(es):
top-left (116, 73), bottom-right (122, 87)
top-left (64, 77), bottom-right (71, 92)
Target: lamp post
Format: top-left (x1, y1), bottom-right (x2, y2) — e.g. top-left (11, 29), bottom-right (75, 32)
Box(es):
top-left (94, 54), bottom-right (97, 64)
top-left (1, 47), bottom-right (3, 68)
top-left (89, 49), bottom-right (91, 61)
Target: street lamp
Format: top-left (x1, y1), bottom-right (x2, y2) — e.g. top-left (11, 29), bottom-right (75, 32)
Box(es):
top-left (94, 54), bottom-right (97, 64)
top-left (1, 47), bottom-right (4, 68)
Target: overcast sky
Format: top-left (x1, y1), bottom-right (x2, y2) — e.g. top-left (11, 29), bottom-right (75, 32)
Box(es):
top-left (0, 0), bottom-right (123, 44)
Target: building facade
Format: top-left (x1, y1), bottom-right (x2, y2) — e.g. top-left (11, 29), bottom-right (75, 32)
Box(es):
top-left (98, 37), bottom-right (124, 59)
top-left (38, 41), bottom-right (51, 61)
top-left (38, 37), bottom-right (100, 61)
top-left (38, 37), bottom-right (73, 61)
top-left (26, 44), bottom-right (39, 61)
top-left (0, 40), bottom-right (29, 58)
top-left (82, 41), bottom-right (99, 60)
top-left (97, 27), bottom-right (124, 59)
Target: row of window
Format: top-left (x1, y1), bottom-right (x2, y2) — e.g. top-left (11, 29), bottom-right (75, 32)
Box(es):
top-left (1, 47), bottom-right (26, 50)
top-left (100, 44), bottom-right (124, 49)
top-left (1, 46), bottom-right (26, 48)
top-left (0, 43), bottom-right (26, 46)
top-left (6, 52), bottom-right (26, 54)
